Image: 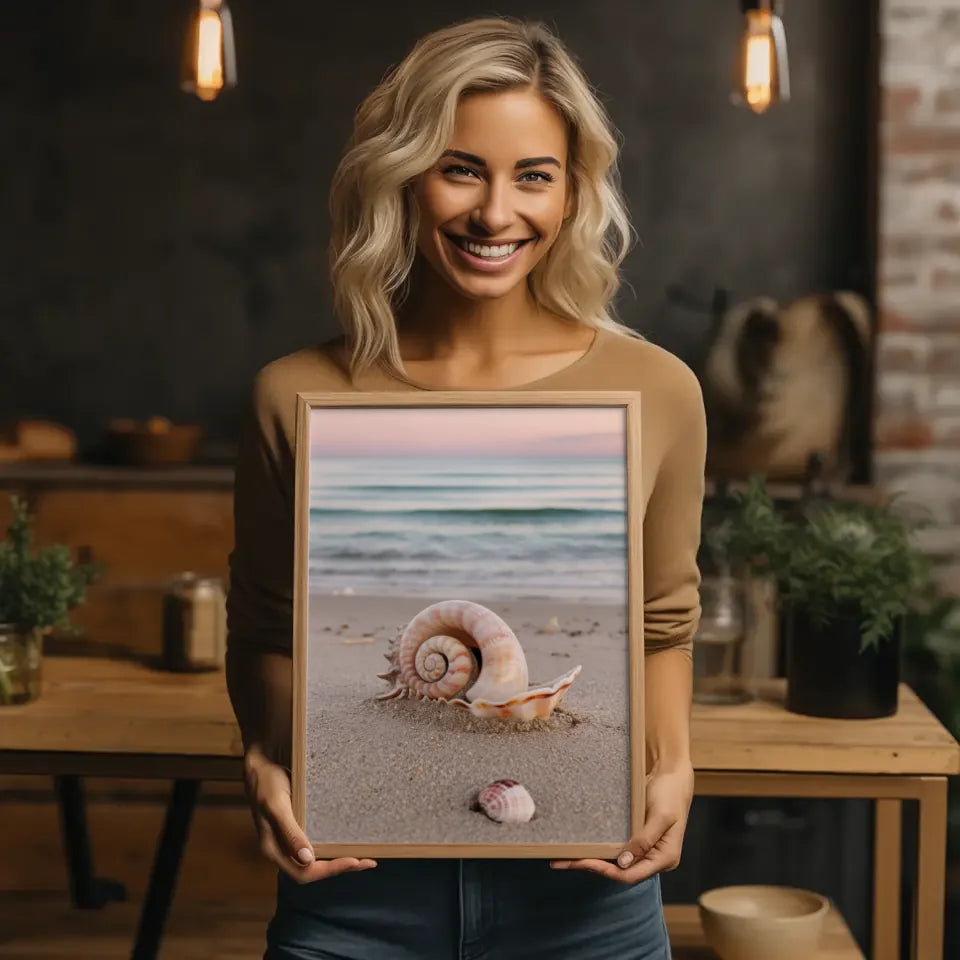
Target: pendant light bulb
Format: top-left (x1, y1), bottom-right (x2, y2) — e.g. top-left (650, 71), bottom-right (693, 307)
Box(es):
top-left (181, 0), bottom-right (237, 102)
top-left (732, 0), bottom-right (790, 114)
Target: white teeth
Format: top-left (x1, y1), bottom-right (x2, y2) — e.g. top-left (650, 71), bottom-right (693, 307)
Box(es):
top-left (454, 237), bottom-right (522, 259)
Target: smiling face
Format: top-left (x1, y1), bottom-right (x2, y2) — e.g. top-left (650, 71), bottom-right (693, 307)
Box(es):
top-left (410, 87), bottom-right (574, 301)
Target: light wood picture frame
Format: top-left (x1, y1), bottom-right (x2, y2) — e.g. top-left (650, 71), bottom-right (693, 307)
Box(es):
top-left (292, 391), bottom-right (644, 859)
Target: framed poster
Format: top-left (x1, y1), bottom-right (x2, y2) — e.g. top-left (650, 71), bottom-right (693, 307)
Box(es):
top-left (292, 391), bottom-right (644, 859)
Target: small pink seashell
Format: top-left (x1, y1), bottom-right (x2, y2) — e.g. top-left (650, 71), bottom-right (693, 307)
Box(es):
top-left (476, 779), bottom-right (535, 824)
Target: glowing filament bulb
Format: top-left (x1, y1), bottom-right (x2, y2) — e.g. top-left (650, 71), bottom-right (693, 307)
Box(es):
top-left (744, 17), bottom-right (774, 112)
top-left (195, 9), bottom-right (224, 100)
top-left (733, 4), bottom-right (789, 115)
top-left (181, 0), bottom-right (236, 102)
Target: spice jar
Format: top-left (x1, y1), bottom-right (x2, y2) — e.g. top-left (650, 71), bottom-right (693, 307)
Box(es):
top-left (161, 572), bottom-right (226, 671)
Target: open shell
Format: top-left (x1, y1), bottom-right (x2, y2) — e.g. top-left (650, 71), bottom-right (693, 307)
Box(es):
top-left (376, 599), bottom-right (581, 721)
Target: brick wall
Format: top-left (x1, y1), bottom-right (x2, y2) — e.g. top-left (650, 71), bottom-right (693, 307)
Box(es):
top-left (876, 0), bottom-right (960, 592)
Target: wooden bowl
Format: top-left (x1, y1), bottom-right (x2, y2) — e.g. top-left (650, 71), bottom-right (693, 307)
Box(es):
top-left (106, 417), bottom-right (202, 466)
top-left (698, 885), bottom-right (829, 960)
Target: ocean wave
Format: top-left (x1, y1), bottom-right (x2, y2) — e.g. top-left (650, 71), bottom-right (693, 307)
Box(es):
top-left (309, 506), bottom-right (622, 520)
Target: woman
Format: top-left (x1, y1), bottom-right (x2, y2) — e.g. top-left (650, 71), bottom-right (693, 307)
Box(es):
top-left (226, 15), bottom-right (705, 960)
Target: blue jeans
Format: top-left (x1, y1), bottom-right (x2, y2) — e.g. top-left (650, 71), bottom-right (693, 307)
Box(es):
top-left (264, 859), bottom-right (672, 960)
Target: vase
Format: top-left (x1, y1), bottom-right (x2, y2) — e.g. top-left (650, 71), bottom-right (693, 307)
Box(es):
top-left (784, 605), bottom-right (901, 719)
top-left (693, 574), bottom-right (752, 704)
top-left (0, 624), bottom-right (44, 706)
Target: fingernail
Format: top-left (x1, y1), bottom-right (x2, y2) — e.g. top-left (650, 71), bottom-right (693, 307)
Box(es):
top-left (296, 847), bottom-right (315, 864)
top-left (617, 851), bottom-right (634, 868)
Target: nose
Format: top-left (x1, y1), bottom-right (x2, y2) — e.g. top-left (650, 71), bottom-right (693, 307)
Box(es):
top-left (469, 178), bottom-right (515, 237)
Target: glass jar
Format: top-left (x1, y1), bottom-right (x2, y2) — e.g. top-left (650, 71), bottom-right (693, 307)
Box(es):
top-left (161, 573), bottom-right (227, 672)
top-left (0, 623), bottom-right (43, 706)
top-left (693, 574), bottom-right (752, 704)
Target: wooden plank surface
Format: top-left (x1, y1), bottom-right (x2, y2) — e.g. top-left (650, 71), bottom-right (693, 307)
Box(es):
top-left (1, 657), bottom-right (957, 777)
top-left (665, 904), bottom-right (865, 959)
top-left (0, 656), bottom-right (241, 758)
top-left (692, 679), bottom-right (960, 775)
top-left (0, 896), bottom-right (865, 960)
top-left (0, 892), bottom-right (273, 960)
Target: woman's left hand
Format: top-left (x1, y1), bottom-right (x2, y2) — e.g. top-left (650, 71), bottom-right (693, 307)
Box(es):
top-left (549, 761), bottom-right (695, 884)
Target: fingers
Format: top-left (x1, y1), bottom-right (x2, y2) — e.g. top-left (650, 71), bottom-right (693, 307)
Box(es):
top-left (550, 858), bottom-right (620, 880)
top-left (244, 750), bottom-right (377, 883)
top-left (550, 822), bottom-right (683, 885)
top-left (257, 823), bottom-right (375, 883)
top-left (549, 846), bottom-right (677, 884)
top-left (618, 834), bottom-right (682, 884)
top-left (616, 810), bottom-right (674, 869)
top-left (252, 762), bottom-right (312, 865)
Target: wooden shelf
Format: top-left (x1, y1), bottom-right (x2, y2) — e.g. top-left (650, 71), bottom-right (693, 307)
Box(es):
top-left (0, 461), bottom-right (234, 490)
top-left (0, 463), bottom-right (880, 500)
top-left (704, 477), bottom-right (880, 503)
top-left (665, 903), bottom-right (865, 959)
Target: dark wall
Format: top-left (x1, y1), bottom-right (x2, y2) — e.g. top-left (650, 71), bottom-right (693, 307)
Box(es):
top-left (1, 1), bottom-right (873, 456)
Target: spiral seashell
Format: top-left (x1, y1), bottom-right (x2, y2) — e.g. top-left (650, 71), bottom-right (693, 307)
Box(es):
top-left (375, 599), bottom-right (581, 720)
top-left (476, 779), bottom-right (535, 823)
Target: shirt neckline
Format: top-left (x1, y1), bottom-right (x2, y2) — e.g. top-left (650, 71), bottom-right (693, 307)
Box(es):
top-left (381, 325), bottom-right (610, 392)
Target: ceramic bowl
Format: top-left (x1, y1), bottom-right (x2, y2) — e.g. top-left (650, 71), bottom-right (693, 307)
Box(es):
top-left (698, 884), bottom-right (829, 960)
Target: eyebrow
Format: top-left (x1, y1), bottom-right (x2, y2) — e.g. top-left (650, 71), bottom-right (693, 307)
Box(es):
top-left (440, 149), bottom-right (562, 170)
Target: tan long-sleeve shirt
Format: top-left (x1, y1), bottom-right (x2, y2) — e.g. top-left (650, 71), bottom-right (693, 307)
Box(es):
top-left (226, 326), bottom-right (706, 659)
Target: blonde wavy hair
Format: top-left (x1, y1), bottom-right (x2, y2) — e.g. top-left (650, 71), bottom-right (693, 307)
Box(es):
top-left (328, 15), bottom-right (641, 380)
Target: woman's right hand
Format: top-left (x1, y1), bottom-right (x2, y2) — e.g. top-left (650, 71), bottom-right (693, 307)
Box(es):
top-left (243, 744), bottom-right (377, 883)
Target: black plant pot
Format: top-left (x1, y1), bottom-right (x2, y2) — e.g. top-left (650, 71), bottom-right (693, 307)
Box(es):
top-left (784, 605), bottom-right (902, 719)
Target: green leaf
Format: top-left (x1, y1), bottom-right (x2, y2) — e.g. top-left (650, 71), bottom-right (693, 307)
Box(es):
top-left (0, 495), bottom-right (103, 633)
top-left (704, 474), bottom-right (933, 640)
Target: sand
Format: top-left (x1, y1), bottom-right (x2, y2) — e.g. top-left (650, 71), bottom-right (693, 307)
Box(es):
top-left (303, 593), bottom-right (635, 848)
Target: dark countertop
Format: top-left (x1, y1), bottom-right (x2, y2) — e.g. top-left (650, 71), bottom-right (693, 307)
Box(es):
top-left (0, 461), bottom-right (235, 489)
top-left (0, 460), bottom-right (878, 501)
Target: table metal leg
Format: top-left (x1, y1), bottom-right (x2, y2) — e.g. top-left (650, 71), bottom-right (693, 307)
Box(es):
top-left (912, 777), bottom-right (948, 960)
top-left (53, 774), bottom-right (127, 909)
top-left (130, 778), bottom-right (201, 960)
top-left (873, 798), bottom-right (903, 960)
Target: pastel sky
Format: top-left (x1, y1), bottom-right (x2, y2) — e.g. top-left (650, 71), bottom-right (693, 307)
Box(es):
top-left (309, 406), bottom-right (625, 458)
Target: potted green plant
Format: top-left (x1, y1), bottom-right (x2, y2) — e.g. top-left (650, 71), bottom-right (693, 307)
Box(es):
top-left (0, 495), bottom-right (102, 705)
top-left (707, 474), bottom-right (931, 718)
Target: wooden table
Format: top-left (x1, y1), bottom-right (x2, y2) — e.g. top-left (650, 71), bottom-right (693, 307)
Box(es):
top-left (1, 657), bottom-right (958, 959)
top-left (693, 682), bottom-right (960, 960)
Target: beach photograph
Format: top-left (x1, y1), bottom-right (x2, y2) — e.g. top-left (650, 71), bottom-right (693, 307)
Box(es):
top-left (299, 401), bottom-right (640, 851)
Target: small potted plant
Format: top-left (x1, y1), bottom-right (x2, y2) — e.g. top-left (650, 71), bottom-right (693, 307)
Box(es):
top-left (708, 475), bottom-right (931, 718)
top-left (0, 495), bottom-right (102, 705)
